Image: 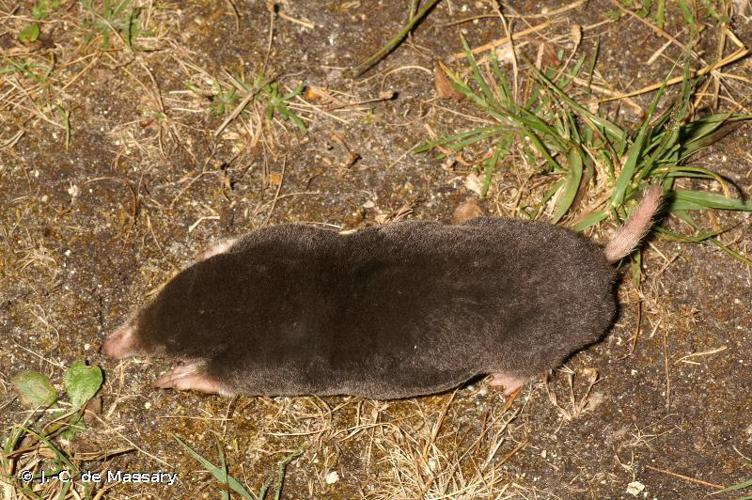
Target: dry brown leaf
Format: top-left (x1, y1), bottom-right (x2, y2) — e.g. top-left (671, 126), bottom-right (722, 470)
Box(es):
top-left (434, 61), bottom-right (464, 100)
top-left (304, 86), bottom-right (326, 101)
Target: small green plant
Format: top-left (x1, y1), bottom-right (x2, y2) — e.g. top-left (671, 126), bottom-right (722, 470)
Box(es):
top-left (2, 361), bottom-right (104, 498)
top-left (80, 0), bottom-right (144, 49)
top-left (175, 435), bottom-right (301, 499)
top-left (18, 0), bottom-right (60, 43)
top-left (231, 72), bottom-right (307, 133)
top-left (0, 56), bottom-right (53, 83)
top-left (419, 38), bottom-right (752, 263)
top-left (208, 82), bottom-right (240, 116)
top-left (187, 73), bottom-right (307, 133)
top-left (633, 0), bottom-right (726, 28)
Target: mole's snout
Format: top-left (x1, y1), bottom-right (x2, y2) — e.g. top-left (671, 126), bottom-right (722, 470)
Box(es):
top-left (101, 323), bottom-right (140, 359)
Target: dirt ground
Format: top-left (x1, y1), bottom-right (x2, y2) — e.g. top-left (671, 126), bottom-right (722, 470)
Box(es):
top-left (1, 0), bottom-right (751, 498)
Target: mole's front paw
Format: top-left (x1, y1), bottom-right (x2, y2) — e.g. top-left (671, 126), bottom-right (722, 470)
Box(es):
top-left (101, 323), bottom-right (141, 359)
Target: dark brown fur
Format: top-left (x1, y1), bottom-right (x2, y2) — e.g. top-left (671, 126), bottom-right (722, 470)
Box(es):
top-left (114, 218), bottom-right (617, 399)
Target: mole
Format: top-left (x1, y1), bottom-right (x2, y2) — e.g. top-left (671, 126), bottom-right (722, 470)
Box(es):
top-left (102, 187), bottom-right (662, 399)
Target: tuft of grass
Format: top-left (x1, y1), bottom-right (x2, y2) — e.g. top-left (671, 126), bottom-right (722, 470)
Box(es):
top-left (80, 0), bottom-right (145, 49)
top-left (175, 435), bottom-right (301, 500)
top-left (228, 72), bottom-right (307, 133)
top-left (0, 56), bottom-right (53, 83)
top-left (2, 361), bottom-right (106, 498)
top-left (186, 71), bottom-right (307, 136)
top-left (18, 0), bottom-right (61, 43)
top-left (418, 38), bottom-right (752, 263)
top-left (618, 0), bottom-right (728, 28)
top-left (204, 81), bottom-right (239, 116)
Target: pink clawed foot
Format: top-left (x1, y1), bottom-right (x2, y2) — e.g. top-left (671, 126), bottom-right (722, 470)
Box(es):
top-left (153, 362), bottom-right (234, 396)
top-left (101, 323), bottom-right (141, 359)
top-left (197, 238), bottom-right (238, 261)
top-left (451, 198), bottom-right (484, 224)
top-left (489, 373), bottom-right (527, 396)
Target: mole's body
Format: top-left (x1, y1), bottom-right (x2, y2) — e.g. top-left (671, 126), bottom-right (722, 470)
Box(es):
top-left (102, 188), bottom-right (660, 399)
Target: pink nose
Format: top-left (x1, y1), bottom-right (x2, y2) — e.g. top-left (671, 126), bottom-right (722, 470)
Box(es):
top-left (101, 324), bottom-right (138, 359)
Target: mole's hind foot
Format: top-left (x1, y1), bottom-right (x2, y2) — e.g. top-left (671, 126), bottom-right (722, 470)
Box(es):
top-left (489, 372), bottom-right (527, 396)
top-left (153, 362), bottom-right (235, 397)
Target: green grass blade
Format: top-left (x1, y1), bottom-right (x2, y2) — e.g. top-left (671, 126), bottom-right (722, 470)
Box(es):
top-left (462, 36), bottom-right (501, 109)
top-left (272, 450), bottom-right (302, 500)
top-left (611, 78), bottom-right (672, 207)
top-left (656, 0), bottom-right (666, 28)
top-left (656, 224), bottom-right (731, 243)
top-left (611, 129), bottom-right (648, 207)
top-left (678, 114), bottom-right (751, 161)
top-left (572, 209), bottom-right (609, 231)
top-left (215, 441), bottom-right (230, 500)
top-left (481, 136), bottom-right (512, 198)
top-left (174, 435), bottom-right (254, 499)
top-left (710, 473), bottom-right (752, 496)
top-left (551, 147), bottom-right (584, 223)
top-left (654, 166), bottom-right (731, 194)
top-left (526, 130), bottom-right (561, 171)
top-left (531, 67), bottom-right (626, 143)
top-left (415, 125), bottom-right (503, 154)
top-left (670, 209), bottom-right (752, 265)
top-left (670, 189), bottom-right (752, 211)
top-left (489, 50), bottom-right (513, 105)
top-left (540, 178), bottom-right (565, 212)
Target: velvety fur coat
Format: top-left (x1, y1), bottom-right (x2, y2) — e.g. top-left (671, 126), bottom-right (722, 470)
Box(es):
top-left (128, 218), bottom-right (616, 399)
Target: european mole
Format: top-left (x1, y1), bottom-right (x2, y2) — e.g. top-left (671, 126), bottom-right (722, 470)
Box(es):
top-left (102, 187), bottom-right (662, 399)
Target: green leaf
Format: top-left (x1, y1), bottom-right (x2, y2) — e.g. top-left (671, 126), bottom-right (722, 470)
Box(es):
top-left (11, 371), bottom-right (57, 408)
top-left (18, 23), bottom-right (41, 43)
top-left (63, 361), bottom-right (103, 410)
top-left (481, 139), bottom-right (510, 198)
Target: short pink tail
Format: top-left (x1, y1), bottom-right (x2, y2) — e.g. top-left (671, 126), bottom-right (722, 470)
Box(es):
top-left (604, 186), bottom-right (662, 264)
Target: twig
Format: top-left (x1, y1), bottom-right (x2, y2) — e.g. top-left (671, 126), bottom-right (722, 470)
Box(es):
top-left (447, 21), bottom-right (551, 61)
top-left (675, 346), bottom-right (727, 365)
top-left (645, 465), bottom-right (726, 490)
top-left (262, 159), bottom-right (286, 226)
top-left (349, 0), bottom-right (442, 77)
top-left (599, 47), bottom-right (749, 103)
top-left (213, 90), bottom-right (257, 138)
top-left (608, 0), bottom-right (700, 59)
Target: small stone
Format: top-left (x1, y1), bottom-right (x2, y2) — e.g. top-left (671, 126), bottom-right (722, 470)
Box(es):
top-left (626, 480), bottom-right (645, 496)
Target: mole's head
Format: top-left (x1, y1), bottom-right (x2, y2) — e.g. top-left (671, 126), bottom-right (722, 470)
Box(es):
top-left (100, 271), bottom-right (188, 360)
top-left (101, 250), bottom-right (245, 360)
